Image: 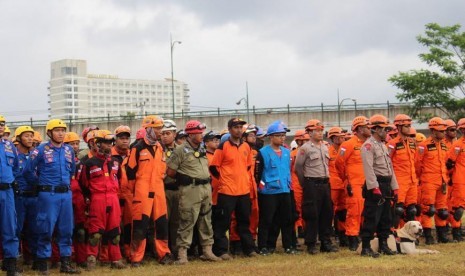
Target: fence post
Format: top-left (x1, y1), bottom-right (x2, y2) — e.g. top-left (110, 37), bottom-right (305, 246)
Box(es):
top-left (321, 102), bottom-right (324, 121)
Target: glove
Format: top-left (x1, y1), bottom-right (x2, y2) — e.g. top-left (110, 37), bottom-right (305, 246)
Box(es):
top-left (446, 159), bottom-right (455, 170)
top-left (346, 183), bottom-right (354, 197)
top-left (372, 187), bottom-right (383, 202)
top-left (392, 189), bottom-right (398, 203)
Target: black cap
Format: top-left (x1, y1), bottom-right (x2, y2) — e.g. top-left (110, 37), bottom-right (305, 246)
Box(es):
top-left (203, 131), bottom-right (221, 142)
top-left (227, 118), bottom-right (247, 128)
top-left (176, 130), bottom-right (188, 140)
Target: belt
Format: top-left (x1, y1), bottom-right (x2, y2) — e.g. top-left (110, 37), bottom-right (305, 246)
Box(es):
top-left (0, 183), bottom-right (11, 190)
top-left (177, 173), bottom-right (210, 186)
top-left (164, 183), bottom-right (179, 191)
top-left (17, 190), bottom-right (38, 197)
top-left (38, 185), bottom-right (70, 193)
top-left (376, 176), bottom-right (392, 183)
top-left (304, 177), bottom-right (329, 184)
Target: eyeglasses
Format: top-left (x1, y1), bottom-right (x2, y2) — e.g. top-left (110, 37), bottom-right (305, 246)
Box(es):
top-left (0, 122), bottom-right (5, 127)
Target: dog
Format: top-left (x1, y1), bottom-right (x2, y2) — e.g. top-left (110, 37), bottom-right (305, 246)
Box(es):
top-left (396, 221), bottom-right (439, 254)
top-left (355, 235), bottom-right (397, 254)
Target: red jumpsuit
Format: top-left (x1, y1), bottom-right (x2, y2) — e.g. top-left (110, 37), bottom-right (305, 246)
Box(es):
top-left (81, 153), bottom-right (123, 262)
top-left (71, 156), bottom-right (87, 265)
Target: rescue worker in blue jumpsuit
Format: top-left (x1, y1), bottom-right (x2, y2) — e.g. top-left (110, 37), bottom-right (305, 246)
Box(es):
top-left (14, 126), bottom-right (39, 269)
top-left (24, 119), bottom-right (80, 275)
top-left (0, 115), bottom-right (21, 276)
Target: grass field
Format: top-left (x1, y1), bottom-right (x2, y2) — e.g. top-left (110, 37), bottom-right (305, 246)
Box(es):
top-left (34, 240), bottom-right (465, 276)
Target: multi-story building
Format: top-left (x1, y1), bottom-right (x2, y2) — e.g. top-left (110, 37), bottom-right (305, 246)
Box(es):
top-left (48, 59), bottom-right (190, 119)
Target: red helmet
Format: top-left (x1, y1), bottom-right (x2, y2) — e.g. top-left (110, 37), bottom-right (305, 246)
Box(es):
top-left (185, 120), bottom-right (206, 134)
top-left (136, 127), bottom-right (146, 139)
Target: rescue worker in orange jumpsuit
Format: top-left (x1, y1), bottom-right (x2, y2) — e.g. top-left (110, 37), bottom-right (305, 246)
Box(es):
top-left (111, 126), bottom-right (131, 259)
top-left (335, 116), bottom-right (371, 251)
top-left (416, 117), bottom-right (450, 244)
top-left (125, 115), bottom-right (174, 266)
top-left (81, 130), bottom-right (126, 270)
top-left (444, 119), bottom-right (457, 150)
top-left (446, 118), bottom-right (465, 242)
top-left (327, 127), bottom-right (348, 247)
top-left (388, 114), bottom-right (418, 228)
top-left (64, 132), bottom-right (88, 268)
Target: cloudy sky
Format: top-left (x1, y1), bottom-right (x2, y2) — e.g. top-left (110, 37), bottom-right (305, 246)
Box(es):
top-left (1, 0), bottom-right (464, 121)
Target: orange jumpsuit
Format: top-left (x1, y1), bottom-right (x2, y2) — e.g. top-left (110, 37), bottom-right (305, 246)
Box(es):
top-left (416, 137), bottom-right (449, 228)
top-left (335, 136), bottom-right (365, 237)
top-left (291, 148), bottom-right (304, 231)
top-left (328, 144), bottom-right (346, 234)
top-left (447, 137), bottom-right (465, 228)
top-left (125, 139), bottom-right (170, 263)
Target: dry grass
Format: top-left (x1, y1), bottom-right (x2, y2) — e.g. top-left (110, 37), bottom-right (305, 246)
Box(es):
top-left (34, 241), bottom-right (465, 276)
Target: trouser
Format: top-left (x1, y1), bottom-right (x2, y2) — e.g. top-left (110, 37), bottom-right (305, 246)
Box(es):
top-left (345, 183), bottom-right (364, 236)
top-left (15, 195), bottom-right (38, 258)
top-left (331, 188), bottom-right (346, 233)
top-left (230, 194), bottom-right (259, 242)
top-left (212, 193), bottom-right (255, 256)
top-left (87, 194), bottom-right (122, 262)
top-left (448, 182), bottom-right (465, 228)
top-left (360, 179), bottom-right (392, 241)
top-left (71, 180), bottom-right (88, 264)
top-left (266, 191), bottom-right (299, 249)
top-left (302, 178), bottom-right (333, 245)
top-left (257, 193), bottom-right (293, 250)
top-left (0, 189), bottom-right (19, 258)
top-left (121, 194), bottom-right (133, 259)
top-left (35, 191), bottom-right (74, 258)
top-left (131, 192), bottom-right (170, 262)
top-left (165, 188), bottom-right (180, 253)
top-left (293, 181), bottom-right (304, 231)
top-left (177, 183), bottom-right (214, 249)
top-left (420, 182), bottom-right (448, 228)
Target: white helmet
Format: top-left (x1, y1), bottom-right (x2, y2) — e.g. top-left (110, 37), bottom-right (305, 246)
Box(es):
top-left (162, 119), bottom-right (177, 132)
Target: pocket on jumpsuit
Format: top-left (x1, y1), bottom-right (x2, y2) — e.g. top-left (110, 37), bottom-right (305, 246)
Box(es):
top-left (36, 212), bottom-right (50, 234)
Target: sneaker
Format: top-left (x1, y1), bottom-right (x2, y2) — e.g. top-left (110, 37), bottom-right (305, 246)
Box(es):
top-left (284, 248), bottom-right (299, 255)
top-left (131, 262), bottom-right (142, 268)
top-left (258, 248), bottom-right (270, 256)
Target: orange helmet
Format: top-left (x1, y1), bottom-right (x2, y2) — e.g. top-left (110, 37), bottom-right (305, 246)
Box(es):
top-left (294, 129), bottom-right (310, 141)
top-left (305, 119), bottom-right (324, 131)
top-left (369, 114), bottom-right (390, 128)
top-left (327, 127), bottom-right (344, 139)
top-left (393, 114), bottom-right (412, 126)
top-left (444, 119), bottom-right (456, 129)
top-left (428, 117), bottom-right (447, 131)
top-left (94, 130), bottom-right (115, 142)
top-left (115, 125), bottom-right (131, 137)
top-left (64, 132), bottom-right (80, 143)
top-left (86, 129), bottom-right (100, 143)
top-left (81, 125), bottom-right (99, 143)
top-left (351, 116), bottom-right (369, 131)
top-left (142, 115), bottom-right (164, 128)
top-left (409, 126), bottom-right (417, 137)
top-left (458, 118), bottom-right (465, 129)
top-left (387, 124), bottom-right (398, 135)
top-left (33, 131), bottom-right (43, 143)
top-left (416, 133), bottom-right (426, 143)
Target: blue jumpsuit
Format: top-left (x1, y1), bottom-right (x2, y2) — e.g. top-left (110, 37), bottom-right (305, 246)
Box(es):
top-left (24, 142), bottom-right (75, 259)
top-left (0, 139), bottom-right (19, 259)
top-left (15, 149), bottom-right (38, 256)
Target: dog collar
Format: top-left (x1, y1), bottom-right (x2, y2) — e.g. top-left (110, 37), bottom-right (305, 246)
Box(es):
top-left (400, 237), bottom-right (415, 243)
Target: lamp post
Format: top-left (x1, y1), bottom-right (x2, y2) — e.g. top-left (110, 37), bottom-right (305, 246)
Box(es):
top-left (170, 34), bottom-right (181, 118)
top-left (337, 90), bottom-right (356, 127)
top-left (236, 82), bottom-right (250, 122)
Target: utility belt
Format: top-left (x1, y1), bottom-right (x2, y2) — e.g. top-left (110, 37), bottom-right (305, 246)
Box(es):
top-left (304, 177), bottom-right (329, 185)
top-left (38, 185), bottom-right (70, 193)
top-left (0, 183), bottom-right (12, 190)
top-left (164, 183), bottom-right (179, 191)
top-left (176, 173), bottom-right (210, 186)
top-left (17, 190), bottom-right (38, 197)
top-left (376, 175), bottom-right (392, 183)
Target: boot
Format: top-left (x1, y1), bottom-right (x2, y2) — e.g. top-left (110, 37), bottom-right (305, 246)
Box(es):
top-left (174, 247), bottom-right (188, 265)
top-left (306, 243), bottom-right (319, 255)
top-left (320, 240), bottom-right (338, 253)
top-left (110, 260), bottom-right (127, 269)
top-left (59, 257), bottom-right (81, 274)
top-left (378, 238), bottom-right (396, 255)
top-left (37, 258), bottom-right (49, 276)
top-left (4, 258), bottom-right (21, 276)
top-left (86, 255), bottom-right (96, 271)
top-left (229, 240), bottom-right (242, 255)
top-left (338, 232), bottom-right (349, 247)
top-left (200, 245), bottom-right (222, 262)
top-left (452, 227), bottom-right (464, 242)
top-left (360, 239), bottom-right (380, 258)
top-left (424, 228), bottom-right (436, 245)
top-left (436, 226), bottom-right (451, 243)
top-left (348, 236), bottom-right (359, 251)
top-left (159, 253), bottom-right (175, 265)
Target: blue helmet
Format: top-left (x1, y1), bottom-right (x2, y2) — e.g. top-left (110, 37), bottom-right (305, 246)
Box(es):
top-left (266, 120), bottom-right (290, 136)
top-left (256, 126), bottom-right (266, 137)
top-left (220, 133), bottom-right (231, 143)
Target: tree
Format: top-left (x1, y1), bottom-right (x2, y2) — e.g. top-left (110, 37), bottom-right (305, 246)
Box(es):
top-left (389, 23), bottom-right (465, 122)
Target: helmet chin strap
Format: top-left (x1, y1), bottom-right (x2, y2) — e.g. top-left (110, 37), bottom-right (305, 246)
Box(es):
top-left (47, 131), bottom-right (62, 145)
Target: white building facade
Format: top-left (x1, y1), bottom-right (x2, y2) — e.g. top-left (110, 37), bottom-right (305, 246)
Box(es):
top-left (49, 59), bottom-right (190, 119)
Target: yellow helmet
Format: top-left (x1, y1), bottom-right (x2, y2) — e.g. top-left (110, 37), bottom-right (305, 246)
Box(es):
top-left (14, 126), bottom-right (34, 137)
top-left (142, 115), bottom-right (164, 128)
top-left (4, 125), bottom-right (11, 134)
top-left (415, 133), bottom-right (426, 143)
top-left (46, 119), bottom-right (67, 131)
top-left (0, 115), bottom-right (5, 122)
top-left (64, 132), bottom-right (80, 143)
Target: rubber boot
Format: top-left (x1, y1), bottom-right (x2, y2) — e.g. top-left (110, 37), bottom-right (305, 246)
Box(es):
top-left (37, 258), bottom-right (49, 276)
top-left (59, 257), bottom-right (81, 274)
top-left (175, 248), bottom-right (188, 265)
top-left (360, 239), bottom-right (380, 258)
top-left (4, 258), bottom-right (22, 276)
top-left (424, 228), bottom-right (435, 245)
top-left (200, 245), bottom-right (222, 261)
top-left (452, 228), bottom-right (464, 242)
top-left (348, 236), bottom-right (359, 251)
top-left (436, 226), bottom-right (451, 243)
top-left (378, 238), bottom-right (396, 255)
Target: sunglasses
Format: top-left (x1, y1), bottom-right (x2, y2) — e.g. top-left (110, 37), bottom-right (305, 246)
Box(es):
top-left (0, 122), bottom-right (5, 127)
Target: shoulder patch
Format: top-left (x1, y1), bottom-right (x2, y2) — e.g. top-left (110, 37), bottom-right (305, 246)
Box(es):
top-left (339, 147), bottom-right (346, 156)
top-left (364, 143), bottom-right (372, 151)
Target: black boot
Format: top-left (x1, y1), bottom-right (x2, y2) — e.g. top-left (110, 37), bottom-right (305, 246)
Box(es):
top-left (348, 236), bottom-right (359, 251)
top-left (360, 239), bottom-right (379, 258)
top-left (338, 232), bottom-right (349, 247)
top-left (320, 240), bottom-right (338, 253)
top-left (424, 228), bottom-right (435, 245)
top-left (59, 257), bottom-right (81, 274)
top-left (436, 226), bottom-right (451, 243)
top-left (306, 243), bottom-right (319, 255)
top-left (229, 240), bottom-right (242, 255)
top-left (452, 227), bottom-right (464, 242)
top-left (36, 258), bottom-right (49, 276)
top-left (4, 258), bottom-right (22, 276)
top-left (378, 239), bottom-right (396, 255)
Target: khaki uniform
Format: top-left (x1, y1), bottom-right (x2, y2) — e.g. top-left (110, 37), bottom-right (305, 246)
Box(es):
top-left (166, 141), bottom-right (213, 249)
top-left (362, 137), bottom-right (398, 191)
top-left (164, 145), bottom-right (180, 253)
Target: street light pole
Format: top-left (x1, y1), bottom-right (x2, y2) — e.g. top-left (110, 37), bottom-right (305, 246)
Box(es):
top-left (337, 95), bottom-right (357, 126)
top-left (236, 81), bottom-right (250, 122)
top-left (170, 34), bottom-right (181, 118)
